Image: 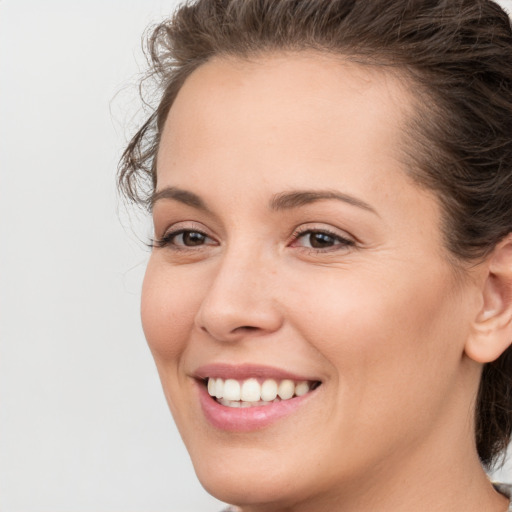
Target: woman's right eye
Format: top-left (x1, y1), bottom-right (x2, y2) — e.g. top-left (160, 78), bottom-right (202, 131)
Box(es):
top-left (154, 229), bottom-right (216, 249)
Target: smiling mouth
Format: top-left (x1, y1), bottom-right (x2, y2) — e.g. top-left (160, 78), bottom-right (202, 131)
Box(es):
top-left (205, 377), bottom-right (322, 408)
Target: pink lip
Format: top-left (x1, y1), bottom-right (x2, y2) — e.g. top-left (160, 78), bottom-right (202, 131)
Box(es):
top-left (193, 364), bottom-right (321, 432)
top-left (194, 363), bottom-right (318, 382)
top-left (196, 383), bottom-right (318, 432)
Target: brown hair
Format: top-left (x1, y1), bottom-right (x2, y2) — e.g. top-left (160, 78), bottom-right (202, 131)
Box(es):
top-left (118, 0), bottom-right (512, 468)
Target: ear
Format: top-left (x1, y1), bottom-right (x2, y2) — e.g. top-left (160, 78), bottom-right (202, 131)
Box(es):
top-left (465, 234), bottom-right (512, 363)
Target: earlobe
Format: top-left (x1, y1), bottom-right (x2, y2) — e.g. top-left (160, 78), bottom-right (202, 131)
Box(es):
top-left (465, 234), bottom-right (512, 363)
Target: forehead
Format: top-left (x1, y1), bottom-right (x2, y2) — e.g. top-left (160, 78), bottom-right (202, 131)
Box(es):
top-left (157, 52), bottom-right (415, 193)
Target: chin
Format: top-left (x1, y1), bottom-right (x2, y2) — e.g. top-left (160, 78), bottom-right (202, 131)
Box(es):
top-left (194, 460), bottom-right (298, 508)
top-left (184, 436), bottom-right (311, 507)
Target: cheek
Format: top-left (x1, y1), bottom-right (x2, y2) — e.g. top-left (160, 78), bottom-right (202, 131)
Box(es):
top-left (305, 261), bottom-right (463, 354)
top-left (141, 259), bottom-right (200, 362)
top-left (284, 262), bottom-right (468, 424)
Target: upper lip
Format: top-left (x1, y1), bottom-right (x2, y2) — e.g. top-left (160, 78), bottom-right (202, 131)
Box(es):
top-left (193, 363), bottom-right (320, 382)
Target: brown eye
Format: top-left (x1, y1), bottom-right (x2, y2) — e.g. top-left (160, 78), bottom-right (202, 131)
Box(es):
top-left (292, 229), bottom-right (355, 251)
top-left (155, 229), bottom-right (216, 249)
top-left (175, 231), bottom-right (208, 246)
top-left (183, 231), bottom-right (207, 246)
top-left (308, 232), bottom-right (336, 248)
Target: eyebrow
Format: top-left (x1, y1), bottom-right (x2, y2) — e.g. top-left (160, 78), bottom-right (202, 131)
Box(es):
top-left (270, 190), bottom-right (378, 215)
top-left (151, 186), bottom-right (378, 216)
top-left (150, 187), bottom-right (210, 212)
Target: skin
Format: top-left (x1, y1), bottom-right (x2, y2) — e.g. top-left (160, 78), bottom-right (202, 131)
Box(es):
top-left (141, 53), bottom-right (510, 511)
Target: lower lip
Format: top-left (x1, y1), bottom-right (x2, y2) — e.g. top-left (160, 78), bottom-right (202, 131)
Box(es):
top-left (197, 382), bottom-right (318, 432)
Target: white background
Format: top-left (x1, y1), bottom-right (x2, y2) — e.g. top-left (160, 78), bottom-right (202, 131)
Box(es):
top-left (0, 1), bottom-right (511, 511)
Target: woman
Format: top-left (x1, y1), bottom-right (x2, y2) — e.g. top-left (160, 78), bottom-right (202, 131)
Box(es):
top-left (118, 0), bottom-right (512, 510)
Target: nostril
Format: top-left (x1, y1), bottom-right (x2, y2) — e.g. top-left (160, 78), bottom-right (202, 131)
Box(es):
top-left (200, 324), bottom-right (258, 337)
top-left (231, 325), bottom-right (262, 335)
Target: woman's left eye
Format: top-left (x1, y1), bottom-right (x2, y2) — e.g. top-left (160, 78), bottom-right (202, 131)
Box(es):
top-left (173, 231), bottom-right (209, 246)
top-left (291, 230), bottom-right (355, 251)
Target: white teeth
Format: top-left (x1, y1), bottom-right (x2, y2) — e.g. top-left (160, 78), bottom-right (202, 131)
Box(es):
top-left (214, 378), bottom-right (224, 399)
top-left (218, 399), bottom-right (241, 408)
top-left (207, 378), bottom-right (216, 396)
top-left (278, 379), bottom-right (295, 400)
top-left (223, 379), bottom-right (241, 401)
top-left (261, 379), bottom-right (278, 401)
top-left (207, 376), bottom-right (317, 405)
top-left (218, 398), bottom-right (279, 408)
top-left (295, 381), bottom-right (310, 397)
top-left (241, 378), bottom-right (261, 402)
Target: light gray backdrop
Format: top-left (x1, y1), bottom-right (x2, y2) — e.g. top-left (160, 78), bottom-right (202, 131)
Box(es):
top-left (1, 1), bottom-right (511, 511)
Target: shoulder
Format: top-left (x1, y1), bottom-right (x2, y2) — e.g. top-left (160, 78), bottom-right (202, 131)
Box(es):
top-left (493, 483), bottom-right (512, 511)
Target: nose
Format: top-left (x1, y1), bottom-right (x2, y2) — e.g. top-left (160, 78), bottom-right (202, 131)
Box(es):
top-left (194, 247), bottom-right (283, 343)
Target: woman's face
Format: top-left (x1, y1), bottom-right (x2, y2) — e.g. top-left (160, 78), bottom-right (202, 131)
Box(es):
top-left (142, 54), bottom-right (481, 508)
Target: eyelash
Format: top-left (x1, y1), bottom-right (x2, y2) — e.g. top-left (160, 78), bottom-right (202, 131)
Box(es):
top-left (152, 227), bottom-right (355, 253)
top-left (289, 227), bottom-right (355, 253)
top-left (152, 228), bottom-right (214, 250)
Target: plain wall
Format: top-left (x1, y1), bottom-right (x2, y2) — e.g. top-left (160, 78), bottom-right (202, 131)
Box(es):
top-left (0, 1), bottom-right (223, 510)
top-left (1, 1), bottom-right (511, 511)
